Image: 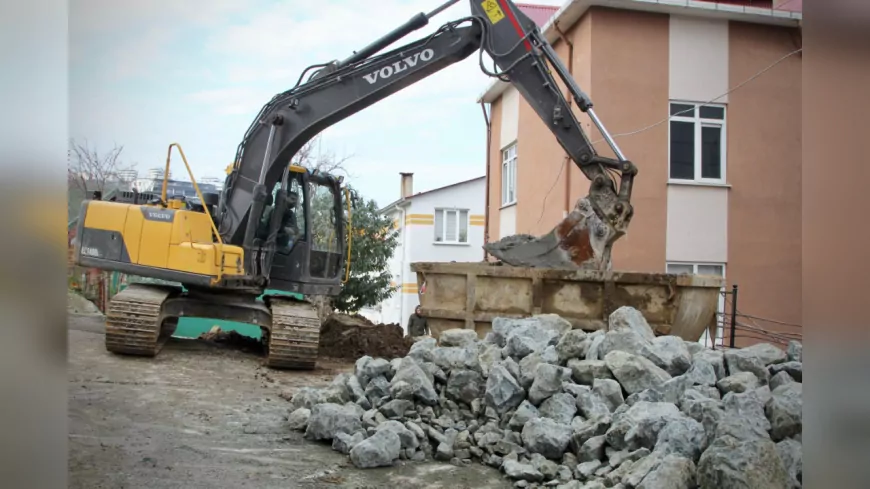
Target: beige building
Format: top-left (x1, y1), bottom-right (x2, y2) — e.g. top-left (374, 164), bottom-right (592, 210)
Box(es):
top-left (480, 0), bottom-right (802, 346)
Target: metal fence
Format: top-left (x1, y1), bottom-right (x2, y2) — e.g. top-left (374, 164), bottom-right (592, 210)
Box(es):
top-left (68, 266), bottom-right (127, 312)
top-left (699, 284), bottom-right (803, 350)
top-left (68, 250), bottom-right (178, 312)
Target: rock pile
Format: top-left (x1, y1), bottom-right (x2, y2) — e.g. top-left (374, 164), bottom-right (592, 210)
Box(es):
top-left (286, 306), bottom-right (803, 489)
top-left (67, 290), bottom-right (103, 315)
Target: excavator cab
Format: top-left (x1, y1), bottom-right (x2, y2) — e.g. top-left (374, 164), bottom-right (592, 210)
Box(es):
top-left (260, 165), bottom-right (348, 296)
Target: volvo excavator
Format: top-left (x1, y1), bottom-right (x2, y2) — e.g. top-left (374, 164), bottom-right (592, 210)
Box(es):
top-left (72, 0), bottom-right (637, 369)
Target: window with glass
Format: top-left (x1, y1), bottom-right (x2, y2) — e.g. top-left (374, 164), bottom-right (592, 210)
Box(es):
top-left (501, 143), bottom-right (517, 206)
top-left (668, 102), bottom-right (726, 184)
top-left (308, 179), bottom-right (342, 278)
top-left (434, 208), bottom-right (469, 244)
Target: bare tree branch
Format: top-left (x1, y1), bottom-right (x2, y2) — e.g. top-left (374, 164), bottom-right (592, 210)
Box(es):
top-left (67, 138), bottom-right (135, 196)
top-left (290, 134), bottom-right (356, 179)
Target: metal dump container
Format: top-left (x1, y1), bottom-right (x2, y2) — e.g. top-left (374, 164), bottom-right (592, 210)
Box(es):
top-left (411, 261), bottom-right (726, 342)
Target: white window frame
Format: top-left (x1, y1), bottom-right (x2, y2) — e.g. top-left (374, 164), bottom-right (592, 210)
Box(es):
top-left (434, 208), bottom-right (470, 245)
top-left (666, 261), bottom-right (727, 347)
top-left (667, 101), bottom-right (727, 185)
top-left (501, 143), bottom-right (517, 206)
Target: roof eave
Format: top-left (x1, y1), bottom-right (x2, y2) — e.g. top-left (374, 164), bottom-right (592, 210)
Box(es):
top-left (378, 198), bottom-right (408, 214)
top-left (378, 176), bottom-right (486, 213)
top-left (476, 0), bottom-right (803, 104)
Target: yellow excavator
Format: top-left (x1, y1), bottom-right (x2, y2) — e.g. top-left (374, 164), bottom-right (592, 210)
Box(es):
top-left (72, 0), bottom-right (637, 369)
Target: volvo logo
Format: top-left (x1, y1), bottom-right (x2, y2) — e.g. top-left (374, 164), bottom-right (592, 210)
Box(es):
top-left (363, 48), bottom-right (435, 85)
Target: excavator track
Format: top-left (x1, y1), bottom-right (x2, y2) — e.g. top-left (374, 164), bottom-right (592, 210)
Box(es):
top-left (104, 283), bottom-right (178, 357)
top-left (265, 297), bottom-right (321, 369)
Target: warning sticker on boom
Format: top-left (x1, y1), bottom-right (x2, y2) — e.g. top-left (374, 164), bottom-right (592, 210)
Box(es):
top-left (481, 0), bottom-right (505, 24)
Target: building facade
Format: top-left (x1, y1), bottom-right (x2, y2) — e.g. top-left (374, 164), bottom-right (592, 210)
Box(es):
top-left (481, 0), bottom-right (802, 346)
top-left (374, 173), bottom-right (486, 332)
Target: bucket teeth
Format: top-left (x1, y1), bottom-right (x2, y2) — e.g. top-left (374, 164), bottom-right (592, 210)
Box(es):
top-left (265, 298), bottom-right (321, 369)
top-left (104, 284), bottom-right (178, 356)
top-left (484, 197), bottom-right (615, 270)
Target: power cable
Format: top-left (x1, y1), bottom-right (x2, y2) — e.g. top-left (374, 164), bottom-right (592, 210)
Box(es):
top-left (536, 47), bottom-right (803, 217)
top-left (591, 47), bottom-right (803, 145)
top-left (536, 156), bottom-right (568, 224)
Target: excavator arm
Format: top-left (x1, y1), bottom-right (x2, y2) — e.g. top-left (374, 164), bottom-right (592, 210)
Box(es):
top-left (468, 0), bottom-right (636, 269)
top-left (217, 0), bottom-right (636, 274)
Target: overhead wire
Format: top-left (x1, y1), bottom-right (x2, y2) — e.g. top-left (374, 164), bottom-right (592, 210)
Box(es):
top-left (536, 47), bottom-right (803, 218)
top-left (714, 292), bottom-right (803, 346)
top-left (536, 157), bottom-right (568, 224)
top-left (734, 311), bottom-right (803, 330)
top-left (590, 47), bottom-right (803, 145)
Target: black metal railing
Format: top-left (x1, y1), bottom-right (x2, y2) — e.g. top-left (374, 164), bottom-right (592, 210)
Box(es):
top-left (701, 284), bottom-right (803, 350)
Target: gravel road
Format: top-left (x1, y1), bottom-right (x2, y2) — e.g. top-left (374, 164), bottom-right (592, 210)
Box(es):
top-left (68, 313), bottom-right (511, 489)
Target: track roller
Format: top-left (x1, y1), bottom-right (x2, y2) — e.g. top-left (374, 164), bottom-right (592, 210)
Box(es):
top-left (265, 297), bottom-right (321, 369)
top-left (104, 283), bottom-right (178, 357)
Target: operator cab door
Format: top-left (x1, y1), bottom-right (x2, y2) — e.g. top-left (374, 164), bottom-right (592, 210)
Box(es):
top-left (268, 170), bottom-right (345, 296)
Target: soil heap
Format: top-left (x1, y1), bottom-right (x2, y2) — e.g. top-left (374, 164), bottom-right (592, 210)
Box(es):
top-left (318, 313), bottom-right (413, 361)
top-left (285, 306), bottom-right (802, 489)
top-left (198, 326), bottom-right (264, 354)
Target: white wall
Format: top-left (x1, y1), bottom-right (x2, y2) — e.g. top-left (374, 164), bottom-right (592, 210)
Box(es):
top-left (378, 178), bottom-right (486, 332)
top-left (499, 205), bottom-right (517, 238)
top-left (666, 184), bottom-right (729, 263)
top-left (500, 87), bottom-right (520, 146)
top-left (407, 179), bottom-right (486, 263)
top-left (357, 307), bottom-right (382, 324)
top-left (381, 207), bottom-right (406, 327)
top-left (665, 15), bottom-right (731, 264)
top-left (498, 86), bottom-right (520, 237)
top-left (669, 15), bottom-right (729, 103)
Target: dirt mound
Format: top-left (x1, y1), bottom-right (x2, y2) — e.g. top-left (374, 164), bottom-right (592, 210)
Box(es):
top-left (318, 313), bottom-right (412, 360)
top-left (198, 326), bottom-right (264, 354)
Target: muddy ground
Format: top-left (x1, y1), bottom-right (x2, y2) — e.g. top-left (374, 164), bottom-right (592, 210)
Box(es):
top-left (68, 313), bottom-right (511, 489)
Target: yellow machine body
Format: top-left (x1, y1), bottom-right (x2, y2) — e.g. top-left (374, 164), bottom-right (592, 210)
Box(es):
top-left (74, 199), bottom-right (246, 286)
top-left (70, 143), bottom-right (349, 370)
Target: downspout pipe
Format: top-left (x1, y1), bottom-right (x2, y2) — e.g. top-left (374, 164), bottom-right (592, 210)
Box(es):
top-left (481, 101), bottom-right (492, 260)
top-left (554, 21), bottom-right (574, 217)
top-left (397, 199), bottom-right (411, 331)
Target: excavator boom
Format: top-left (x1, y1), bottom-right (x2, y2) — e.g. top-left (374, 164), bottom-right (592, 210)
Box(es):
top-left (217, 0), bottom-right (637, 274)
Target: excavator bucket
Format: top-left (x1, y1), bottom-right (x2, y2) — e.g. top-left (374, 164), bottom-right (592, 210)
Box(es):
top-left (484, 197), bottom-right (618, 271)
